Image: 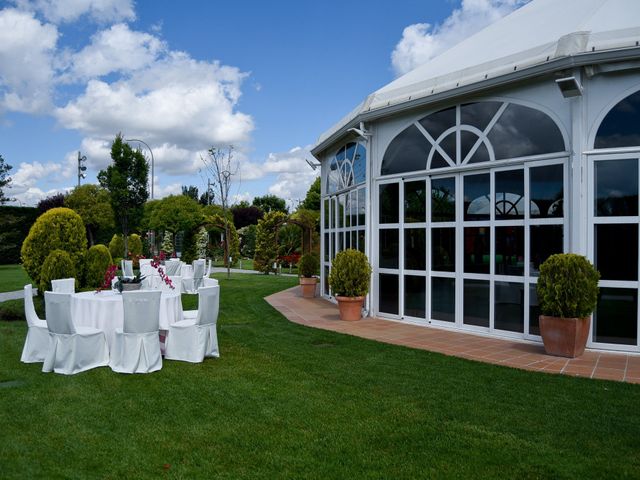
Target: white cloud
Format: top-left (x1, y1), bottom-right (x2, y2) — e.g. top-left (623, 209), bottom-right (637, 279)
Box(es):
top-left (67, 23), bottom-right (165, 79)
top-left (12, 0), bottom-right (135, 24)
top-left (391, 0), bottom-right (528, 76)
top-left (0, 8), bottom-right (58, 113)
top-left (153, 182), bottom-right (182, 199)
top-left (231, 192), bottom-right (253, 205)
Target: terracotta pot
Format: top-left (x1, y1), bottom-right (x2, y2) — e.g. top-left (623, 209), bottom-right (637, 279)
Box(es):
top-left (539, 315), bottom-right (591, 358)
top-left (336, 296), bottom-right (365, 321)
top-left (299, 277), bottom-right (317, 298)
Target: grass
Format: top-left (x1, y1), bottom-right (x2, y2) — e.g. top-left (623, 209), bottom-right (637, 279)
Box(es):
top-left (1, 273), bottom-right (640, 478)
top-left (0, 265), bottom-right (32, 293)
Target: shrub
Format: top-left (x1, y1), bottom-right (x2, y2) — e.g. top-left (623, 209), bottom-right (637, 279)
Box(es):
top-left (84, 244), bottom-right (113, 288)
top-left (109, 234), bottom-right (124, 259)
top-left (298, 253), bottom-right (319, 278)
top-left (253, 211), bottom-right (287, 273)
top-left (328, 249), bottom-right (371, 297)
top-left (128, 233), bottom-right (143, 258)
top-left (0, 206), bottom-right (39, 265)
top-left (39, 249), bottom-right (76, 293)
top-left (537, 253), bottom-right (600, 318)
top-left (21, 207), bottom-right (86, 288)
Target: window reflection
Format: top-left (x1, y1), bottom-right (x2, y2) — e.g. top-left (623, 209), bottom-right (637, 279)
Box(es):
top-left (379, 229), bottom-right (399, 269)
top-left (404, 181), bottom-right (426, 223)
top-left (461, 102), bottom-right (501, 131)
top-left (530, 164), bottom-right (563, 218)
top-left (594, 288), bottom-right (638, 345)
top-left (495, 226), bottom-right (524, 276)
top-left (595, 224), bottom-right (638, 281)
top-left (431, 277), bottom-right (455, 322)
top-left (464, 227), bottom-right (490, 274)
top-left (405, 229), bottom-right (426, 270)
top-left (358, 188), bottom-right (366, 226)
top-left (379, 183), bottom-right (399, 224)
top-left (381, 124), bottom-right (430, 175)
top-left (404, 276), bottom-right (426, 318)
top-left (464, 279), bottom-right (490, 327)
top-left (495, 281), bottom-right (524, 333)
top-left (530, 225), bottom-right (563, 276)
top-left (379, 274), bottom-right (399, 315)
top-left (595, 159), bottom-right (638, 217)
top-left (431, 177), bottom-right (455, 222)
top-left (327, 141), bottom-right (367, 193)
top-left (464, 174), bottom-right (490, 221)
top-left (353, 143), bottom-right (366, 184)
top-left (595, 90), bottom-right (640, 149)
top-left (495, 169), bottom-right (524, 220)
top-left (432, 228), bottom-right (455, 272)
top-left (419, 106), bottom-right (456, 140)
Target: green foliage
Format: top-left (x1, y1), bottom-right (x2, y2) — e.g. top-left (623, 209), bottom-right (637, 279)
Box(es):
top-left (21, 207), bottom-right (87, 288)
top-left (253, 211), bottom-right (287, 273)
top-left (161, 231), bottom-right (174, 255)
top-left (298, 253), bottom-right (319, 278)
top-left (196, 226), bottom-right (209, 259)
top-left (300, 177), bottom-right (321, 211)
top-left (64, 184), bottom-right (115, 246)
top-left (238, 224), bottom-right (256, 257)
top-left (39, 249), bottom-right (76, 293)
top-left (128, 233), bottom-right (143, 257)
top-left (98, 134), bottom-right (149, 257)
top-left (0, 206), bottom-right (38, 264)
top-left (277, 223), bottom-right (302, 257)
top-left (0, 154), bottom-right (12, 205)
top-left (84, 244), bottom-right (113, 288)
top-left (252, 194), bottom-right (288, 214)
top-left (537, 253), bottom-right (600, 318)
top-left (109, 234), bottom-right (124, 260)
top-left (203, 213), bottom-right (239, 266)
top-left (181, 228), bottom-right (199, 264)
top-left (328, 249), bottom-right (371, 297)
top-left (147, 195), bottom-right (202, 256)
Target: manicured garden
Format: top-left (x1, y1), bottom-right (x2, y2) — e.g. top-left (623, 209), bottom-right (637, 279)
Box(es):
top-left (1, 273), bottom-right (640, 478)
top-left (0, 264), bottom-right (31, 293)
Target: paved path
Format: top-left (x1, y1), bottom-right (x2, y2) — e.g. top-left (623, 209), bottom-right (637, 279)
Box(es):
top-left (0, 288), bottom-right (35, 302)
top-left (211, 267), bottom-right (297, 277)
top-left (266, 286), bottom-right (640, 384)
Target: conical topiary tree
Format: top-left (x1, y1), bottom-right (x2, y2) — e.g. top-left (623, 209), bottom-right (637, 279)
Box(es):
top-left (253, 211), bottom-right (287, 274)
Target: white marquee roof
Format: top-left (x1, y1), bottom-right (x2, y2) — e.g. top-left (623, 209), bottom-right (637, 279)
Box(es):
top-left (315, 0), bottom-right (640, 152)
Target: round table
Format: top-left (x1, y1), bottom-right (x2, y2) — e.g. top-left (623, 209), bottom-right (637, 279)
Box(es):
top-left (71, 290), bottom-right (184, 349)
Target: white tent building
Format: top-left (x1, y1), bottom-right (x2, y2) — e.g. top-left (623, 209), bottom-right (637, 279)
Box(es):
top-left (311, 0), bottom-right (640, 352)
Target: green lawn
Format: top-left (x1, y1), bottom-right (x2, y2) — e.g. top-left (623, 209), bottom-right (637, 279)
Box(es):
top-left (1, 274), bottom-right (639, 478)
top-left (0, 264), bottom-right (32, 293)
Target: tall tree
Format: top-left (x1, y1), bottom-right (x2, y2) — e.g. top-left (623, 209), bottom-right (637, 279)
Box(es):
top-left (252, 194), bottom-right (288, 214)
top-left (231, 205), bottom-right (263, 229)
top-left (182, 185), bottom-right (199, 201)
top-left (37, 193), bottom-right (66, 213)
top-left (201, 146), bottom-right (237, 279)
top-left (65, 184), bottom-right (115, 246)
top-left (98, 134), bottom-right (149, 258)
top-left (0, 155), bottom-right (12, 205)
top-left (300, 177), bottom-right (321, 211)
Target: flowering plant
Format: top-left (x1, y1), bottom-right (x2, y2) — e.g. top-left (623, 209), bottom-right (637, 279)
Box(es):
top-left (151, 251), bottom-right (175, 290)
top-left (97, 264), bottom-right (118, 292)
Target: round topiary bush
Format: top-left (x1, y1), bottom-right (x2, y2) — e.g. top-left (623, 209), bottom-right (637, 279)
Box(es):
top-left (109, 234), bottom-right (124, 260)
top-left (537, 253), bottom-right (600, 318)
top-left (21, 207), bottom-right (86, 288)
top-left (39, 249), bottom-right (76, 293)
top-left (328, 249), bottom-right (372, 297)
top-left (84, 244), bottom-right (113, 288)
top-left (128, 233), bottom-right (143, 258)
top-left (298, 253), bottom-right (319, 278)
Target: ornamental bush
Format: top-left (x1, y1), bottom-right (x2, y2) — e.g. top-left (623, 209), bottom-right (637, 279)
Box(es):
top-left (109, 234), bottom-right (124, 260)
top-left (21, 207), bottom-right (86, 288)
top-left (328, 249), bottom-right (371, 297)
top-left (128, 233), bottom-right (143, 258)
top-left (39, 249), bottom-right (76, 294)
top-left (298, 253), bottom-right (319, 278)
top-left (537, 253), bottom-right (600, 318)
top-left (84, 244), bottom-right (113, 288)
top-left (253, 211), bottom-right (287, 273)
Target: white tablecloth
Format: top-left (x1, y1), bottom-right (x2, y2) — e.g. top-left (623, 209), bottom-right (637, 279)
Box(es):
top-left (71, 290), bottom-right (184, 349)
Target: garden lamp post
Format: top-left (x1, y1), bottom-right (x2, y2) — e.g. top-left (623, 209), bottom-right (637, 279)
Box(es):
top-left (126, 138), bottom-right (154, 199)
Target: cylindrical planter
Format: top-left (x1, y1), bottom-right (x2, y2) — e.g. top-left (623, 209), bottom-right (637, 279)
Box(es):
top-left (336, 296), bottom-right (365, 321)
top-left (299, 277), bottom-right (317, 298)
top-left (121, 282), bottom-right (143, 292)
top-left (539, 315), bottom-right (591, 358)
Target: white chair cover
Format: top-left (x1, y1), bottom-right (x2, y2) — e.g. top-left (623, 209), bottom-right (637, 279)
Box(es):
top-left (121, 259), bottom-right (135, 279)
top-left (205, 259), bottom-right (212, 277)
top-left (192, 259), bottom-right (205, 291)
top-left (160, 275), bottom-right (182, 292)
top-left (203, 277), bottom-right (218, 287)
top-left (110, 290), bottom-right (162, 374)
top-left (20, 284), bottom-right (49, 363)
top-left (164, 259), bottom-right (181, 276)
top-left (165, 285), bottom-right (220, 363)
top-left (51, 278), bottom-right (75, 293)
top-left (42, 292), bottom-right (109, 375)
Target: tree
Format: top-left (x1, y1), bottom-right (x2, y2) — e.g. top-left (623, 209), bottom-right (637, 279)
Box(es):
top-left (98, 134), bottom-right (149, 259)
top-left (201, 146), bottom-right (237, 279)
top-left (0, 155), bottom-right (12, 205)
top-left (252, 194), bottom-right (288, 214)
top-left (65, 184), bottom-right (115, 246)
top-left (37, 193), bottom-right (66, 213)
top-left (231, 204), bottom-right (263, 229)
top-left (182, 185), bottom-right (199, 202)
top-left (300, 177), bottom-right (321, 211)
top-left (253, 211), bottom-right (287, 273)
top-left (147, 195), bottom-right (202, 256)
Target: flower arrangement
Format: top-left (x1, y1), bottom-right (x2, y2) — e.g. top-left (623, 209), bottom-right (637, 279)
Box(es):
top-left (151, 251), bottom-right (175, 290)
top-left (97, 264), bottom-right (118, 292)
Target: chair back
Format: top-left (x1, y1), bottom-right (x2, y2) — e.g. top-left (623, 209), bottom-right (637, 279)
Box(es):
top-left (203, 277), bottom-right (219, 287)
top-left (121, 259), bottom-right (134, 278)
top-left (51, 278), bottom-right (75, 293)
top-left (162, 275), bottom-right (182, 292)
top-left (196, 285), bottom-right (219, 326)
top-left (23, 284), bottom-right (40, 327)
top-left (44, 291), bottom-right (75, 334)
top-left (181, 263), bottom-right (193, 278)
top-left (122, 290), bottom-right (161, 333)
top-left (165, 259), bottom-right (181, 276)
top-left (205, 259), bottom-right (212, 277)
top-left (193, 260), bottom-right (205, 279)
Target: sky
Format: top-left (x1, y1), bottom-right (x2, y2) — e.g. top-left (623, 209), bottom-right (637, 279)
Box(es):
top-left (0, 0), bottom-right (528, 208)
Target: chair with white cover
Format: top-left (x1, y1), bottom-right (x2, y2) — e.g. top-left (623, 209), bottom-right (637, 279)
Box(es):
top-left (51, 278), bottom-right (75, 293)
top-left (192, 259), bottom-right (205, 292)
top-left (160, 275), bottom-right (182, 292)
top-left (164, 259), bottom-right (181, 276)
top-left (203, 277), bottom-right (218, 287)
top-left (42, 292), bottom-right (109, 375)
top-left (121, 259), bottom-right (135, 279)
top-left (20, 284), bottom-right (49, 363)
top-left (205, 259), bottom-right (212, 277)
top-left (165, 285), bottom-right (220, 363)
top-left (110, 290), bottom-right (163, 374)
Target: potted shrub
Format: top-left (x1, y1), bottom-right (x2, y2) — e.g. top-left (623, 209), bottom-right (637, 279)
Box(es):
top-left (537, 253), bottom-right (600, 358)
top-left (328, 249), bottom-right (372, 321)
top-left (298, 253), bottom-right (319, 298)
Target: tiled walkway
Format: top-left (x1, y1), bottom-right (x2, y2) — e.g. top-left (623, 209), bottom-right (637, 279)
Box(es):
top-left (266, 286), bottom-right (640, 384)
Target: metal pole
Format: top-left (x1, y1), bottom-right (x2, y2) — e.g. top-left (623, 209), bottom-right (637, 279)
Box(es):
top-left (125, 138), bottom-right (154, 199)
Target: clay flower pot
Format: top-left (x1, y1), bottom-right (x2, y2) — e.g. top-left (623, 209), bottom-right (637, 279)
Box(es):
top-left (299, 277), bottom-right (317, 298)
top-left (539, 315), bottom-right (591, 358)
top-left (336, 296), bottom-right (365, 321)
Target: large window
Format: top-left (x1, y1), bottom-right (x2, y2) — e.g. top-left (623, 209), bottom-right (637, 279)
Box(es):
top-left (594, 90), bottom-right (640, 149)
top-left (381, 101), bottom-right (566, 176)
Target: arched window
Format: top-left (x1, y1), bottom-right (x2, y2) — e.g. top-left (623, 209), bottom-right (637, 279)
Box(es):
top-left (594, 90), bottom-right (640, 149)
top-left (381, 101), bottom-right (566, 176)
top-left (326, 141), bottom-right (367, 194)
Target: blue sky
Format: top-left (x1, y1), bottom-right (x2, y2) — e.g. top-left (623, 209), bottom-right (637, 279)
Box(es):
top-left (0, 0), bottom-right (526, 207)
